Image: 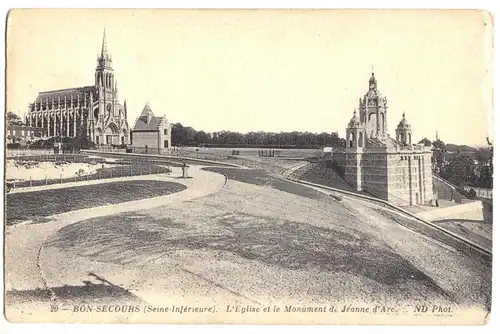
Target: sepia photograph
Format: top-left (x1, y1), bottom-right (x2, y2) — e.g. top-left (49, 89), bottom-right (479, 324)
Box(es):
top-left (3, 8), bottom-right (494, 325)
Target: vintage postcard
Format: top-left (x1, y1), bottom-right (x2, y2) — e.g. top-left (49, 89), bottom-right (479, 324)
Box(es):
top-left (3, 9), bottom-right (493, 325)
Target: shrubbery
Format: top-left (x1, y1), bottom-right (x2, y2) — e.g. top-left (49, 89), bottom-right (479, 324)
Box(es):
top-left (6, 143), bottom-right (22, 149)
top-left (26, 137), bottom-right (96, 151)
top-left (466, 189), bottom-right (477, 199)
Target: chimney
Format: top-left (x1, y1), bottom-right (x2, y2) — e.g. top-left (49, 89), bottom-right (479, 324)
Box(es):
top-left (146, 101), bottom-right (153, 124)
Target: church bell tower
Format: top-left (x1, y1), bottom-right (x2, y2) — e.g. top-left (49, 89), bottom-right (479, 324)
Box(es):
top-left (396, 113), bottom-right (412, 145)
top-left (95, 28), bottom-right (115, 104)
top-left (95, 28), bottom-right (114, 90)
top-left (358, 72), bottom-right (389, 140)
top-left (94, 28), bottom-right (118, 122)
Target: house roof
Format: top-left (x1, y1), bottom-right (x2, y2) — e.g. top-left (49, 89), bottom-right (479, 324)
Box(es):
top-left (133, 116), bottom-right (163, 131)
top-left (132, 104), bottom-right (166, 131)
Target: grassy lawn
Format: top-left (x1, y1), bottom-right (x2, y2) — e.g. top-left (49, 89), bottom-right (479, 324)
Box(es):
top-left (434, 219), bottom-right (492, 251)
top-left (289, 161), bottom-right (365, 193)
top-left (87, 151), bottom-right (236, 167)
top-left (5, 180), bottom-right (187, 225)
top-left (41, 178), bottom-right (474, 307)
top-left (370, 206), bottom-right (491, 262)
top-left (228, 156), bottom-right (307, 174)
top-left (203, 167), bottom-right (333, 202)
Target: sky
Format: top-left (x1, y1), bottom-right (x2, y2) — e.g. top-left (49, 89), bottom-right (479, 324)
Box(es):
top-left (6, 9), bottom-right (493, 146)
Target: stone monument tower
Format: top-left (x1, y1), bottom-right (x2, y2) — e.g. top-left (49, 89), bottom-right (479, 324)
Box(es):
top-left (333, 71), bottom-right (434, 205)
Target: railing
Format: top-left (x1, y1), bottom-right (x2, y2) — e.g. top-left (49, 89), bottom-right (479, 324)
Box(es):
top-left (83, 149), bottom-right (263, 169)
top-left (8, 154), bottom-right (103, 163)
top-left (463, 186), bottom-right (493, 199)
top-left (5, 148), bottom-right (55, 158)
top-left (94, 145), bottom-right (228, 161)
top-left (94, 145), bottom-right (324, 159)
top-left (6, 162), bottom-right (171, 191)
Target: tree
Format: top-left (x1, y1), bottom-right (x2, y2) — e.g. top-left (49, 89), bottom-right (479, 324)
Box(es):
top-left (332, 132), bottom-right (343, 147)
top-left (466, 188), bottom-right (477, 199)
top-left (442, 154), bottom-right (475, 188)
top-left (195, 131), bottom-right (211, 146)
top-left (475, 148), bottom-right (492, 163)
top-left (486, 136), bottom-right (494, 177)
top-left (317, 132), bottom-right (331, 147)
top-left (171, 123), bottom-right (185, 146)
top-left (432, 139), bottom-right (446, 150)
top-left (169, 121), bottom-right (345, 148)
top-left (182, 126), bottom-right (197, 145)
top-left (431, 139), bottom-right (446, 172)
top-left (478, 165), bottom-right (493, 189)
top-left (418, 138), bottom-right (432, 146)
top-left (7, 111), bottom-right (23, 126)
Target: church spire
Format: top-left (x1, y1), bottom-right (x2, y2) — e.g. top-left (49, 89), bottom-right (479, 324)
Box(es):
top-left (124, 99), bottom-right (127, 119)
top-left (101, 27), bottom-right (108, 58)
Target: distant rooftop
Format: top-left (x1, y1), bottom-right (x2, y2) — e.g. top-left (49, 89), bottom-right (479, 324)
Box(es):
top-left (35, 86), bottom-right (95, 103)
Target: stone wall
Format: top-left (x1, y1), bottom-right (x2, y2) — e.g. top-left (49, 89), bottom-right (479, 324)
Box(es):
top-left (131, 131), bottom-right (159, 149)
top-left (331, 151), bottom-right (346, 175)
top-left (423, 152), bottom-right (434, 202)
top-left (331, 151), bottom-right (345, 168)
top-left (383, 151), bottom-right (434, 205)
top-left (330, 147), bottom-right (433, 206)
top-left (344, 152), bottom-right (362, 191)
top-left (359, 152), bottom-right (389, 200)
top-left (158, 125), bottom-right (171, 149)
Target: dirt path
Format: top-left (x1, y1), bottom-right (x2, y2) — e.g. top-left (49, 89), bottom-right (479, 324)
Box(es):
top-left (4, 166), bottom-right (227, 322)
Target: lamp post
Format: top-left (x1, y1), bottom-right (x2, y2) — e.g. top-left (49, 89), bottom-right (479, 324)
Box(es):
top-left (182, 159), bottom-right (189, 178)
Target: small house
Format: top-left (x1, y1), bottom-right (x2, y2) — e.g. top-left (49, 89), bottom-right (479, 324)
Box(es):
top-left (131, 103), bottom-right (172, 152)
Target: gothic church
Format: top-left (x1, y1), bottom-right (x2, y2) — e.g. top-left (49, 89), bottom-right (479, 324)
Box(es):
top-left (26, 29), bottom-right (130, 145)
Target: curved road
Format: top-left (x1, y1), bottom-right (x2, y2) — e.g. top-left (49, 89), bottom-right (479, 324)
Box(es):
top-left (4, 166), bottom-right (227, 322)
